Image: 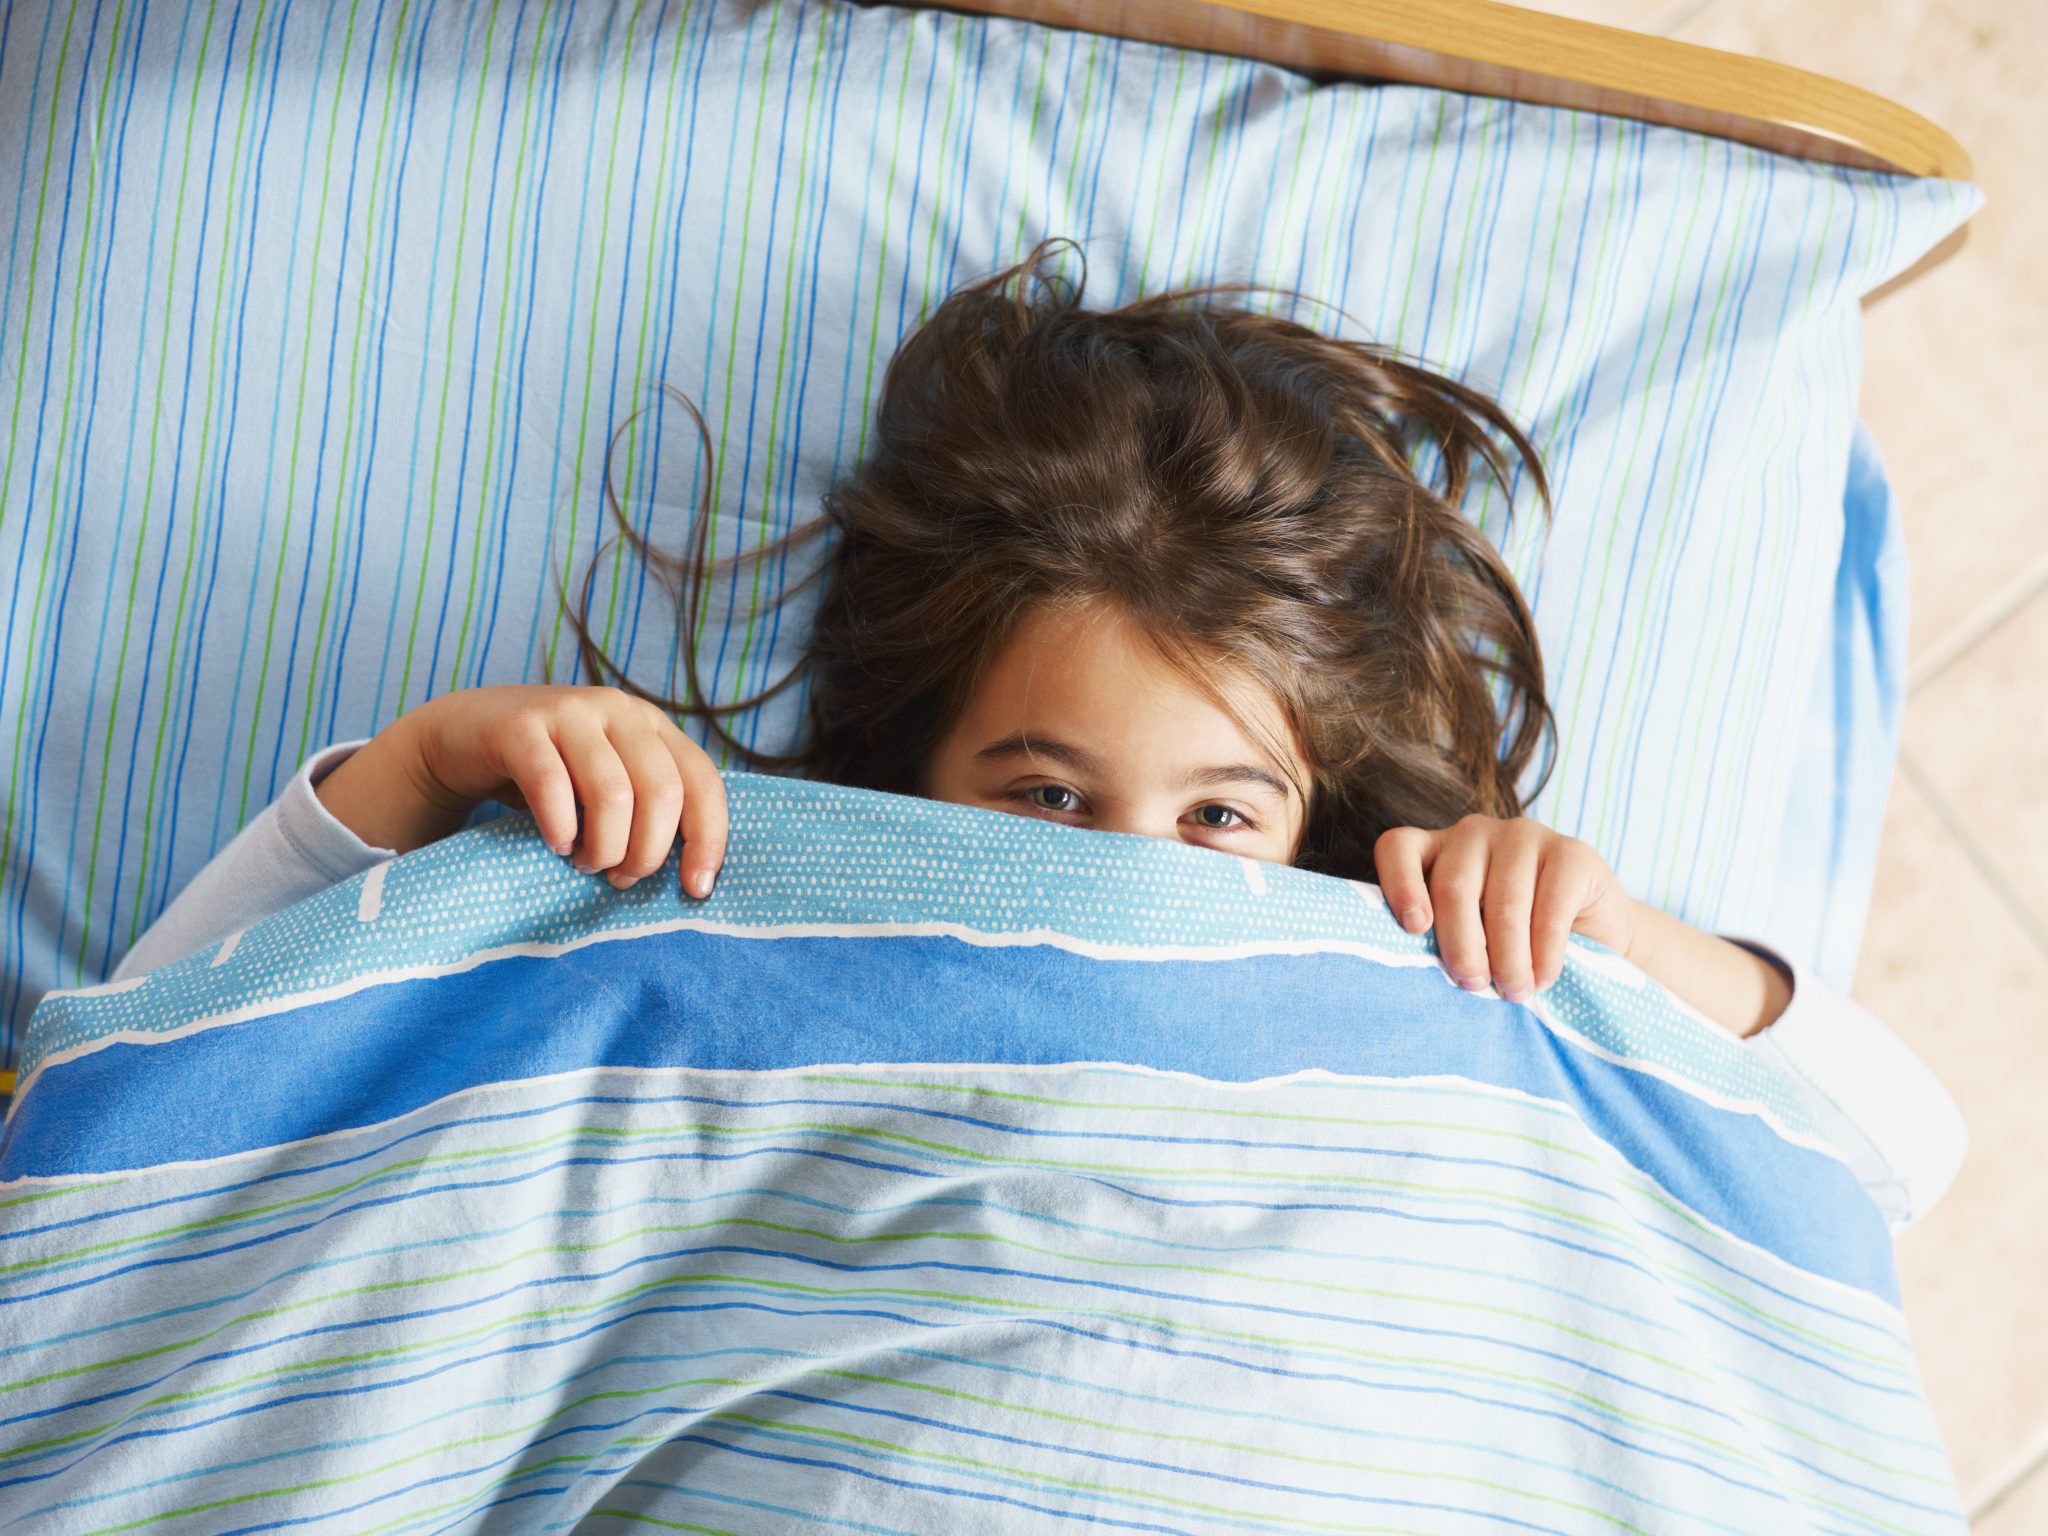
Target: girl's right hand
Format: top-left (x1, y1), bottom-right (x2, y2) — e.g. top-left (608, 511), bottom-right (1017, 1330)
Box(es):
top-left (315, 685), bottom-right (728, 898)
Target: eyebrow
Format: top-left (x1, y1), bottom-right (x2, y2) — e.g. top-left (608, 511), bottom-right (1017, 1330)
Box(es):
top-left (973, 734), bottom-right (1293, 800)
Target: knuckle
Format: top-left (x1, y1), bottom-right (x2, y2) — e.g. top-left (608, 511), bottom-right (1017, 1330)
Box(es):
top-left (641, 781), bottom-right (683, 819)
top-left (569, 685), bottom-right (626, 722)
top-left (500, 706), bottom-right (554, 743)
top-left (587, 776), bottom-right (633, 812)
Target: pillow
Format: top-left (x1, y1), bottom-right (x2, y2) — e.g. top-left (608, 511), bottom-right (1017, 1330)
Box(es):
top-left (1769, 420), bottom-right (1911, 988)
top-left (0, 0), bottom-right (1981, 1066)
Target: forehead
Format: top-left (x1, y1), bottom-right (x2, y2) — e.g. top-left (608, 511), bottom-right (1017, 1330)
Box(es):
top-left (967, 601), bottom-right (1302, 774)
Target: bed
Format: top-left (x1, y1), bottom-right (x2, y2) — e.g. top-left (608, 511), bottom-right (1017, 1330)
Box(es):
top-left (0, 0), bottom-right (1982, 1528)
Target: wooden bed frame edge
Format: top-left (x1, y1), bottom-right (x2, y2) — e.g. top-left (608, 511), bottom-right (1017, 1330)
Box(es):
top-left (898, 0), bottom-right (1976, 301)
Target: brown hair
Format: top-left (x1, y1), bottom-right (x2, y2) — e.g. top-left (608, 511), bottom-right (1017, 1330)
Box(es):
top-left (573, 237), bottom-right (1556, 880)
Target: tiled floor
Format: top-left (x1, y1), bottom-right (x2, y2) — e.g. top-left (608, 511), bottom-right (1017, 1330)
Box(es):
top-left (1516, 0), bottom-right (2048, 1523)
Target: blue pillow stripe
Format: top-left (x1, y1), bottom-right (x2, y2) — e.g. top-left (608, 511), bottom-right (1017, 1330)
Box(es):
top-left (0, 0), bottom-right (1981, 1066)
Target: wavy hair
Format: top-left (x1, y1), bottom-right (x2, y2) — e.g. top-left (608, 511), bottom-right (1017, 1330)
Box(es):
top-left (571, 238), bottom-right (1557, 879)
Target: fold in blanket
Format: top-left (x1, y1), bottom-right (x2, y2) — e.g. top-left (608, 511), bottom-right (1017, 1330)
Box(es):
top-left (0, 774), bottom-right (1962, 1533)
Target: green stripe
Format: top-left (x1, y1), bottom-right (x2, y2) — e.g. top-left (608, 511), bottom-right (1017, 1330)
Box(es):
top-left (695, 0), bottom-right (785, 726)
top-left (1700, 170), bottom-right (1845, 911)
top-left (2, 1207), bottom-right (1723, 1402)
top-left (541, 2), bottom-right (658, 683)
top-left (1647, 149), bottom-right (1762, 896)
top-left (1441, 102), bottom-right (1500, 365)
top-left (1262, 85), bottom-right (1316, 314)
top-left (1476, 108), bottom-right (1586, 546)
top-left (1002, 28), bottom-right (1055, 261)
top-left (289, 0), bottom-right (421, 768)
top-left (4, 1114), bottom-right (1904, 1368)
top-left (129, 0), bottom-right (279, 940)
top-left (227, 0), bottom-right (366, 825)
top-left (18, 0), bottom-right (134, 984)
top-left (391, 0), bottom-right (507, 714)
top-left (0, 1111), bottom-right (1652, 1278)
top-left (1388, 92), bottom-right (1450, 351)
top-left (1051, 30), bottom-right (1102, 228)
top-left (12, 1264), bottom-right (1784, 1479)
top-left (705, 1405), bottom-right (1659, 1536)
top-left (730, 1), bottom-right (838, 705)
top-left (1551, 127), bottom-right (1703, 839)
top-left (444, 0), bottom-right (573, 691)
top-left (1587, 139), bottom-right (1743, 857)
top-left (1130, 46), bottom-right (1189, 299)
top-left (1175, 57), bottom-right (1242, 291)
top-left (594, 1), bottom-right (697, 659)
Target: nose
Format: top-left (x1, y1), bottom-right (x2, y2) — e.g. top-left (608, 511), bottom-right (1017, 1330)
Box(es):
top-left (1094, 808), bottom-right (1185, 844)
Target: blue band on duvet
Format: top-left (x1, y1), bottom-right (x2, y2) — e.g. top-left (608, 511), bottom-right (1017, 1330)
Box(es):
top-left (1, 926), bottom-right (1895, 1302)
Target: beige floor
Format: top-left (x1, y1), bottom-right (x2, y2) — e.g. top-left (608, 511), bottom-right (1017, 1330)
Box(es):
top-left (1513, 0), bottom-right (2048, 1525)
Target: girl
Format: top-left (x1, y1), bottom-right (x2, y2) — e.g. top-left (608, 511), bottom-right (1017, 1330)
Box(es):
top-left (118, 241), bottom-right (1962, 1226)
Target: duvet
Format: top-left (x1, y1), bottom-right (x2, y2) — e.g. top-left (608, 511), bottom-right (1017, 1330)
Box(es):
top-left (0, 774), bottom-right (1962, 1533)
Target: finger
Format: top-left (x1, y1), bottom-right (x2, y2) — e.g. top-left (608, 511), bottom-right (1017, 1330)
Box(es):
top-left (606, 724), bottom-right (685, 887)
top-left (1427, 826), bottom-right (1493, 991)
top-left (491, 715), bottom-right (579, 856)
top-left (1481, 825), bottom-right (1543, 1002)
top-left (555, 719), bottom-right (635, 875)
top-left (1372, 826), bottom-right (1439, 933)
top-left (664, 731), bottom-right (729, 899)
top-left (1530, 844), bottom-right (1596, 991)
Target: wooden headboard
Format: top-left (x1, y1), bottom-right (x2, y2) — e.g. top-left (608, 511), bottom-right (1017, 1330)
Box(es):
top-left (899, 0), bottom-right (1973, 300)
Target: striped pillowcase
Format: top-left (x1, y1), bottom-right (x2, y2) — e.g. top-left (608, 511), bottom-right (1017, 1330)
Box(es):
top-left (0, 0), bottom-right (1980, 1068)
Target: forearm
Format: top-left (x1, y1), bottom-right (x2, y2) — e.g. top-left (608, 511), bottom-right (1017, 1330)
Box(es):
top-left (1622, 899), bottom-right (1792, 1039)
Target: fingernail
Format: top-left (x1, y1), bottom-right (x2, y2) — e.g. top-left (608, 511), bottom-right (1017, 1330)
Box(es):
top-left (1499, 982), bottom-right (1530, 1004)
top-left (608, 872), bottom-right (638, 891)
top-left (1399, 907), bottom-right (1427, 933)
top-left (688, 870), bottom-right (714, 899)
top-left (551, 840), bottom-right (573, 857)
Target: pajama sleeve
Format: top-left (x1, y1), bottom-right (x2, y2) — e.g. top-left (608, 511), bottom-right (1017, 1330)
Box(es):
top-left (112, 741), bottom-right (395, 980)
top-left (1729, 935), bottom-right (1968, 1231)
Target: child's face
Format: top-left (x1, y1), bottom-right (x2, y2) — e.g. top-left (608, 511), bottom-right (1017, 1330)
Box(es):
top-left (923, 599), bottom-right (1310, 864)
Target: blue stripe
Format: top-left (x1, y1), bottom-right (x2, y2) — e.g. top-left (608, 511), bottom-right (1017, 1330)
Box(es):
top-left (153, 0), bottom-right (300, 917)
top-left (461, 0), bottom-right (583, 694)
top-left (256, 0), bottom-right (394, 796)
top-left (357, 0), bottom-right (484, 727)
top-left (3, 927), bottom-right (1898, 1299)
top-left (41, 0), bottom-right (156, 990)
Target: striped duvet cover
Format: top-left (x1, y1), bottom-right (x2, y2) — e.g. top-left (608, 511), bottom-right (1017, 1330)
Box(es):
top-left (0, 774), bottom-right (1964, 1533)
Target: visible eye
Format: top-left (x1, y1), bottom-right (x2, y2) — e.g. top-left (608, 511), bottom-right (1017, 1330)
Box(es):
top-left (1189, 804), bottom-right (1250, 831)
top-left (1020, 784), bottom-right (1082, 814)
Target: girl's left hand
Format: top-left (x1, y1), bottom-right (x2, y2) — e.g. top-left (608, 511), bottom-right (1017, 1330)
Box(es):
top-left (1374, 816), bottom-right (1639, 1003)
